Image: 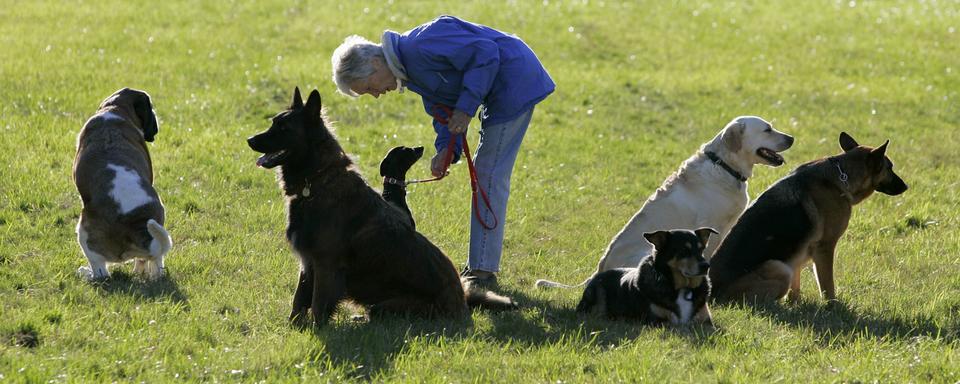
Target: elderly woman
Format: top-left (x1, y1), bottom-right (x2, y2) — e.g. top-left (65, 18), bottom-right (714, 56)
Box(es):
top-left (332, 15), bottom-right (555, 285)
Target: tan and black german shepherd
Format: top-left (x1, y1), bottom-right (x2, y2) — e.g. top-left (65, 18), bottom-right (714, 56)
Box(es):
top-left (247, 88), bottom-right (515, 326)
top-left (710, 132), bottom-right (908, 303)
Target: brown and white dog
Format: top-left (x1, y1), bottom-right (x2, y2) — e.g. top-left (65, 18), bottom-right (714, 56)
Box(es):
top-left (73, 88), bottom-right (172, 280)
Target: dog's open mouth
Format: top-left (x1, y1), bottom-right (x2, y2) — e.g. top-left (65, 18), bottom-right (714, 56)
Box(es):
top-left (682, 271), bottom-right (708, 278)
top-left (256, 150), bottom-right (287, 168)
top-left (757, 147), bottom-right (785, 166)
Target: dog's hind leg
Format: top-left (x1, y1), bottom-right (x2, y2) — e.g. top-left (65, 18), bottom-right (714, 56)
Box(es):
top-left (718, 260), bottom-right (792, 304)
top-left (369, 295), bottom-right (452, 319)
top-left (290, 262), bottom-right (314, 326)
top-left (575, 284), bottom-right (604, 314)
top-left (133, 259), bottom-right (147, 275)
top-left (77, 223), bottom-right (110, 280)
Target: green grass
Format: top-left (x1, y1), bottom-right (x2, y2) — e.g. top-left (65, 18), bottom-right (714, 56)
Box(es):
top-left (2, 0), bottom-right (959, 382)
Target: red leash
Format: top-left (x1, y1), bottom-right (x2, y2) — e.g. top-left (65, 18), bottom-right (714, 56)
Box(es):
top-left (405, 104), bottom-right (498, 230)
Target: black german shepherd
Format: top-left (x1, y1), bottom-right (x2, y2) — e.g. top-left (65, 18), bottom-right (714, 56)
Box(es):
top-left (710, 132), bottom-right (908, 303)
top-left (247, 88), bottom-right (515, 326)
top-left (577, 228), bottom-right (717, 326)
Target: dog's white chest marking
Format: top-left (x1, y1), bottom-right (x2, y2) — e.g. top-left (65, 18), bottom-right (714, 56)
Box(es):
top-left (106, 164), bottom-right (153, 214)
top-left (676, 290), bottom-right (694, 323)
top-left (98, 111), bottom-right (124, 121)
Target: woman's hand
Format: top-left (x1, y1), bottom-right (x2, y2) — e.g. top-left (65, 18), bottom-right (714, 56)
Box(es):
top-left (448, 110), bottom-right (471, 134)
top-left (431, 148), bottom-right (451, 177)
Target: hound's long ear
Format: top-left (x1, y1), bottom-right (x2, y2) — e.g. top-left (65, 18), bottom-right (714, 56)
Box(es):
top-left (291, 87), bottom-right (304, 109)
top-left (304, 89), bottom-right (322, 117)
top-left (643, 231), bottom-right (670, 254)
top-left (839, 132), bottom-right (859, 152)
top-left (694, 227), bottom-right (719, 248)
top-left (133, 90), bottom-right (159, 142)
top-left (870, 140), bottom-right (889, 158)
top-left (721, 121), bottom-right (744, 153)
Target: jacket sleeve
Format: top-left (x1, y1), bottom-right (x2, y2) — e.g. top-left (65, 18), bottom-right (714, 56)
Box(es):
top-left (415, 30), bottom-right (500, 117)
top-left (424, 97), bottom-right (462, 163)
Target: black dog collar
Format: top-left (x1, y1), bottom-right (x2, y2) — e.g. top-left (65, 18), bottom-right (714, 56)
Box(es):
top-left (383, 176), bottom-right (406, 189)
top-left (705, 151), bottom-right (747, 183)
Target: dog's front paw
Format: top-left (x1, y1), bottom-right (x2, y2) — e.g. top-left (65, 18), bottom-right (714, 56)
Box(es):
top-left (825, 298), bottom-right (845, 311)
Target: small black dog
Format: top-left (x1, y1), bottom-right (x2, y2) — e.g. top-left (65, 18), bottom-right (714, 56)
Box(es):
top-left (576, 228), bottom-right (717, 326)
top-left (379, 146), bottom-right (424, 229)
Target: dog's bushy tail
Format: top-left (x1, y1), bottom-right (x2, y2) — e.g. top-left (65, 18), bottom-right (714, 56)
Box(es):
top-left (146, 219), bottom-right (173, 258)
top-left (462, 278), bottom-right (518, 311)
top-left (534, 276), bottom-right (592, 289)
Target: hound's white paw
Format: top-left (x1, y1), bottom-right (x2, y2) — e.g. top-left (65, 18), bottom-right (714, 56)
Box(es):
top-left (77, 265), bottom-right (109, 281)
top-left (144, 261), bottom-right (165, 280)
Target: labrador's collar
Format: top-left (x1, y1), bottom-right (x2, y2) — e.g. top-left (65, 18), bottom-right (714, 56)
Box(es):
top-left (705, 151), bottom-right (747, 183)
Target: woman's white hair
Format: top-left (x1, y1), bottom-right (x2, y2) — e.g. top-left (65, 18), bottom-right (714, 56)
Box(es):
top-left (331, 35), bottom-right (384, 97)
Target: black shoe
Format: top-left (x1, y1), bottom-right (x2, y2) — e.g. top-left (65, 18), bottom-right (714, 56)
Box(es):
top-left (460, 266), bottom-right (498, 289)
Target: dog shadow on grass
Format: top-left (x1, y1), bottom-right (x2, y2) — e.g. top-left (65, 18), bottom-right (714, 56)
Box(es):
top-left (483, 287), bottom-right (719, 348)
top-left (723, 299), bottom-right (957, 343)
top-left (305, 289), bottom-right (719, 379)
top-left (309, 306), bottom-right (476, 381)
top-left (93, 270), bottom-right (188, 304)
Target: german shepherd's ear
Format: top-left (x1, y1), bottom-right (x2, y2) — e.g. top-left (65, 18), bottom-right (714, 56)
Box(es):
top-left (870, 140), bottom-right (889, 159)
top-left (694, 227), bottom-right (719, 248)
top-left (291, 87), bottom-right (304, 109)
top-left (643, 231), bottom-right (670, 253)
top-left (839, 132), bottom-right (859, 152)
top-left (133, 90), bottom-right (159, 142)
top-left (722, 121), bottom-right (744, 153)
top-left (304, 89), bottom-right (322, 117)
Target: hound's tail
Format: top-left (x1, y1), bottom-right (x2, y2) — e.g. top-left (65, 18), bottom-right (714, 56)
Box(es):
top-left (463, 278), bottom-right (518, 311)
top-left (146, 219), bottom-right (173, 258)
top-left (534, 276), bottom-right (592, 289)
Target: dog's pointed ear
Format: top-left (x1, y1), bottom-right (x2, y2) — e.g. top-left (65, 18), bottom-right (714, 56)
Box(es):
top-left (304, 89), bottom-right (322, 116)
top-left (643, 231), bottom-right (669, 253)
top-left (870, 140), bottom-right (889, 158)
top-left (694, 227), bottom-right (719, 248)
top-left (132, 89), bottom-right (159, 142)
top-left (722, 121), bottom-right (744, 153)
top-left (291, 87), bottom-right (304, 109)
top-left (839, 132), bottom-right (859, 152)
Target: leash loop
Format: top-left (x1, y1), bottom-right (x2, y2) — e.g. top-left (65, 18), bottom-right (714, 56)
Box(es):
top-left (406, 104), bottom-right (498, 230)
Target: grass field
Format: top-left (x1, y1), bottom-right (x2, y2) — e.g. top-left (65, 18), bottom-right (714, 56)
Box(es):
top-left (2, 0), bottom-right (959, 382)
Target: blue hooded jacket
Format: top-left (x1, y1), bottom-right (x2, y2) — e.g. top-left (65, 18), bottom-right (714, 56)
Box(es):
top-left (382, 16), bottom-right (555, 159)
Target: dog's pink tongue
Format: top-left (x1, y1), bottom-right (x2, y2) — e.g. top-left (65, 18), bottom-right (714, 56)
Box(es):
top-left (256, 154), bottom-right (268, 167)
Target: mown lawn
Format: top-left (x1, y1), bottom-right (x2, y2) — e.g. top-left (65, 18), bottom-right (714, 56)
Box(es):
top-left (1, 0), bottom-right (958, 382)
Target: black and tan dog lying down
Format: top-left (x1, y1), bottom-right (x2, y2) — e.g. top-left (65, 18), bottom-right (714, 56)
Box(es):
top-left (247, 88), bottom-right (516, 326)
top-left (577, 228), bottom-right (717, 327)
